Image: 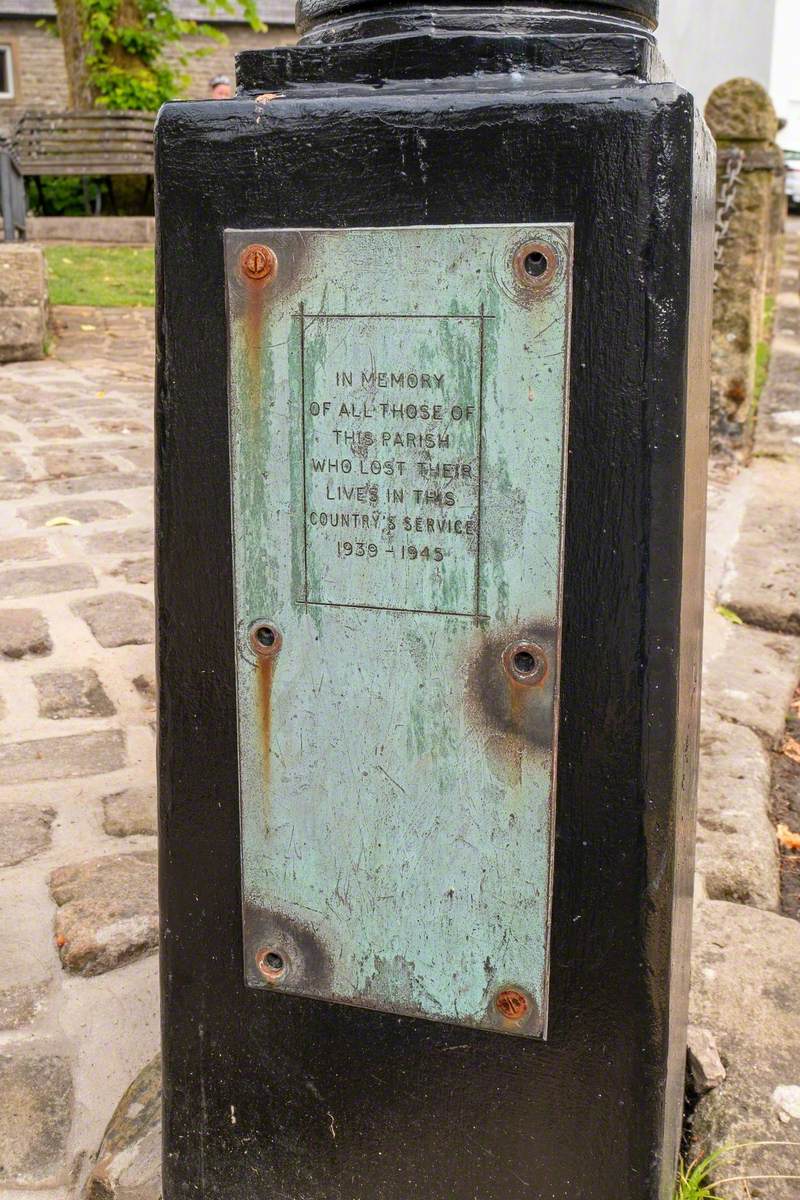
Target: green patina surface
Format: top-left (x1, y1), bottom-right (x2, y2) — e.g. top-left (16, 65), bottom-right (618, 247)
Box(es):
top-left (226, 225), bottom-right (572, 1038)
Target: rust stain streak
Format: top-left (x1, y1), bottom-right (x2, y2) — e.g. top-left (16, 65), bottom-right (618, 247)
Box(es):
top-left (244, 278), bottom-right (267, 416)
top-left (508, 676), bottom-right (528, 731)
top-left (240, 244), bottom-right (277, 418)
top-left (257, 657), bottom-right (274, 816)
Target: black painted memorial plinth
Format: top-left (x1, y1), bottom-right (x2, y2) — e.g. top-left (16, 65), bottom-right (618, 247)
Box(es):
top-left (155, 2), bottom-right (714, 1197)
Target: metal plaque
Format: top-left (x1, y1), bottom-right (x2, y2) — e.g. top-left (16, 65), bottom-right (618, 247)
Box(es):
top-left (226, 225), bottom-right (572, 1038)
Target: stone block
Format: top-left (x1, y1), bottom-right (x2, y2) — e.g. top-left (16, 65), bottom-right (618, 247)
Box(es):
top-left (0, 306), bottom-right (47, 364)
top-left (0, 979), bottom-right (49, 1032)
top-left (83, 1054), bottom-right (161, 1200)
top-left (0, 480), bottom-right (34, 500)
top-left (755, 316), bottom-right (800, 464)
top-left (0, 561), bottom-right (96, 599)
top-left (687, 1025), bottom-right (727, 1096)
top-left (705, 78), bottom-right (779, 143)
top-left (0, 536), bottom-right (51, 561)
top-left (695, 715), bottom-right (780, 910)
top-left (133, 673), bottom-right (156, 707)
top-left (691, 901), bottom-right (800, 1199)
top-left (50, 851), bottom-right (158, 975)
top-left (43, 450), bottom-right (118, 479)
top-left (103, 787), bottom-right (157, 837)
top-left (114, 557), bottom-right (155, 585)
top-left (0, 245), bottom-right (49, 364)
top-left (72, 593), bottom-right (155, 648)
top-left (94, 418), bottom-right (150, 435)
top-left (0, 1047), bottom-right (73, 1186)
top-left (121, 447), bottom-right (153, 470)
top-left (0, 450), bottom-right (29, 481)
top-left (34, 668), bottom-right (116, 720)
top-left (27, 214), bottom-right (155, 244)
top-left (0, 242), bottom-right (49, 307)
top-left (0, 873), bottom-right (54, 1030)
top-left (31, 423), bottom-right (82, 440)
top-left (85, 529), bottom-right (153, 555)
top-left (22, 498), bottom-right (131, 527)
top-left (51, 470), bottom-right (153, 495)
top-left (0, 803), bottom-right (55, 866)
top-left (0, 608), bottom-right (52, 659)
top-left (0, 730), bottom-right (125, 785)
top-left (702, 622), bottom-right (800, 744)
top-left (718, 460), bottom-right (800, 633)
top-left (705, 79), bottom-right (782, 452)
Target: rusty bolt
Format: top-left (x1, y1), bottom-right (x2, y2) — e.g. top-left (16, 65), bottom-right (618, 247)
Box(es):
top-left (255, 946), bottom-right (287, 982)
top-left (249, 620), bottom-right (283, 659)
top-left (502, 640), bottom-right (548, 687)
top-left (240, 243), bottom-right (277, 282)
top-left (495, 988), bottom-right (529, 1022)
top-left (513, 241), bottom-right (557, 290)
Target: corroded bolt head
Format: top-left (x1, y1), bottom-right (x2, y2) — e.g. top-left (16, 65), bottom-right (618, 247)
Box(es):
top-left (248, 620), bottom-right (283, 659)
top-left (495, 988), bottom-right (529, 1022)
top-left (240, 243), bottom-right (277, 282)
top-left (502, 640), bottom-right (548, 687)
top-left (513, 241), bottom-right (557, 290)
top-left (255, 946), bottom-right (287, 982)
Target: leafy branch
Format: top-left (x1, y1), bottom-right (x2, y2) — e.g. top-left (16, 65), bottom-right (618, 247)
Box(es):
top-left (58, 0), bottom-right (264, 112)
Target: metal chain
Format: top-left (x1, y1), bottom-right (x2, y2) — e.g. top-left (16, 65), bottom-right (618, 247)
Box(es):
top-left (713, 148), bottom-right (745, 288)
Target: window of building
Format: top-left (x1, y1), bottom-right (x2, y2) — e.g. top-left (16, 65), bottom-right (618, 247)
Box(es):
top-left (0, 45), bottom-right (14, 100)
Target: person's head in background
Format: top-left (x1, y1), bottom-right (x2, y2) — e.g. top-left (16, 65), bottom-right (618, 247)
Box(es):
top-left (209, 74), bottom-right (233, 99)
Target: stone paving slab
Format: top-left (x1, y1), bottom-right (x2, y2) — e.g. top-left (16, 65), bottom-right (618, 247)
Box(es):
top-left (691, 901), bottom-right (800, 1200)
top-left (0, 1047), bottom-right (73, 1187)
top-left (0, 305), bottom-right (159, 1196)
top-left (695, 715), bottom-right (780, 910)
top-left (755, 236), bottom-right (800, 466)
top-left (717, 458), bottom-right (800, 634)
top-left (702, 621), bottom-right (800, 745)
top-left (717, 240), bottom-right (800, 637)
top-left (50, 851), bottom-right (158, 976)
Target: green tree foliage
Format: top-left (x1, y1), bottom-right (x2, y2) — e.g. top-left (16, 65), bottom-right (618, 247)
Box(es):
top-left (54, 0), bottom-right (264, 111)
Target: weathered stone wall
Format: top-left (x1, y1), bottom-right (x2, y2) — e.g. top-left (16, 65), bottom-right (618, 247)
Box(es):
top-left (0, 20), bottom-right (69, 135)
top-left (706, 78), bottom-right (785, 457)
top-left (0, 19), bottom-right (296, 136)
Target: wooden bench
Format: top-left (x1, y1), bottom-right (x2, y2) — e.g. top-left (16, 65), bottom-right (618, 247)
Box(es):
top-left (10, 110), bottom-right (155, 214)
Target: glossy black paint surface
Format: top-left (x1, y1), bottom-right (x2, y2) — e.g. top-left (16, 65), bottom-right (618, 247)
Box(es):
top-left (155, 11), bottom-right (712, 1198)
top-left (296, 0), bottom-right (660, 36)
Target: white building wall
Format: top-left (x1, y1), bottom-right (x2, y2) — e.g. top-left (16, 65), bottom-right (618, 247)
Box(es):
top-left (771, 0), bottom-right (800, 149)
top-left (657, 0), bottom-right (777, 109)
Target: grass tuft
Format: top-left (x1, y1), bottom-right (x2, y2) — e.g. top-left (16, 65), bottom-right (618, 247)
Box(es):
top-left (676, 1142), bottom-right (800, 1200)
top-left (45, 245), bottom-right (155, 308)
top-left (675, 1151), bottom-right (726, 1200)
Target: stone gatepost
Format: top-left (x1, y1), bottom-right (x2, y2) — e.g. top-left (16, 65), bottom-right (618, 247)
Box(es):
top-left (706, 78), bottom-right (784, 456)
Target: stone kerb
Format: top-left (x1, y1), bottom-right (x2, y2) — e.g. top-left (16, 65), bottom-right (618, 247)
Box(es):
top-left (705, 78), bottom-right (784, 457)
top-left (0, 243), bottom-right (50, 363)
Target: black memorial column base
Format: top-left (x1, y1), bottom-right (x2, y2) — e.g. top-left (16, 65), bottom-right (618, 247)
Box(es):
top-left (155, 7), bottom-right (712, 1198)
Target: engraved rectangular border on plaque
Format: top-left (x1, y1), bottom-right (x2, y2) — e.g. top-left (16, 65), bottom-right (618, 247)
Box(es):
top-left (225, 225), bottom-right (573, 1038)
top-left (300, 311), bottom-right (485, 617)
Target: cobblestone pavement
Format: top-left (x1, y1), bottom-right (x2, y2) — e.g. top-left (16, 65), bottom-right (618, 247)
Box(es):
top-left (0, 306), bottom-right (159, 1200)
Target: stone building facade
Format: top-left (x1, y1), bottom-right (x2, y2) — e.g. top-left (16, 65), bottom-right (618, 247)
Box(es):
top-left (0, 0), bottom-right (296, 136)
